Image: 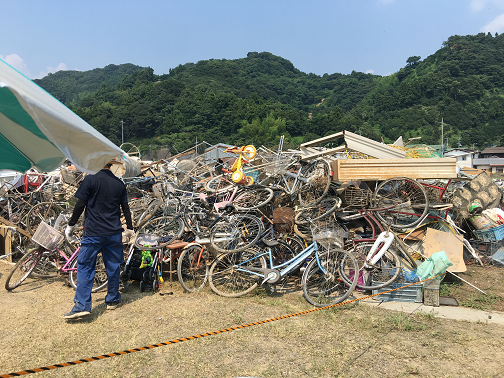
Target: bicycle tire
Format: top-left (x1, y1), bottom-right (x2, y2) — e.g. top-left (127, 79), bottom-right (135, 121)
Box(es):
top-left (298, 159), bottom-right (332, 207)
top-left (264, 239), bottom-right (297, 267)
top-left (209, 214), bottom-right (263, 253)
top-left (295, 197), bottom-right (341, 225)
top-left (283, 235), bottom-right (306, 255)
top-left (5, 247), bottom-right (43, 291)
top-left (204, 175), bottom-right (234, 193)
top-left (135, 216), bottom-right (185, 251)
top-left (68, 253), bottom-right (109, 292)
top-left (233, 187), bottom-right (274, 211)
top-left (343, 242), bottom-right (402, 290)
top-left (177, 245), bottom-right (210, 292)
top-left (5, 229), bottom-right (35, 261)
top-left (372, 177), bottom-right (429, 229)
top-left (208, 248), bottom-right (266, 297)
top-left (136, 198), bottom-right (162, 228)
top-left (301, 248), bottom-right (358, 307)
top-left (26, 202), bottom-right (65, 235)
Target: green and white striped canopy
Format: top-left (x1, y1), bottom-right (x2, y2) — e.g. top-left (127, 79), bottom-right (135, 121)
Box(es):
top-left (0, 59), bottom-right (124, 174)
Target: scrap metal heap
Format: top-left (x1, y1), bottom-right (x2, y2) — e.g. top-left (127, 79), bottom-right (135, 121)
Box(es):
top-left (1, 131), bottom-right (503, 303)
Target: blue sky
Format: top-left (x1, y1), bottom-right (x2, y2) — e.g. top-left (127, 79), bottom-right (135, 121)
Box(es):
top-left (2, 0), bottom-right (504, 80)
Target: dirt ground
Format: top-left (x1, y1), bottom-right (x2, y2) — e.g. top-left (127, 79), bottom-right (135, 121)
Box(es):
top-left (1, 261), bottom-right (503, 378)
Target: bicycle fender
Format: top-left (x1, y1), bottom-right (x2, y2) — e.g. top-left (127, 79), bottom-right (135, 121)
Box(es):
top-left (366, 231), bottom-right (395, 266)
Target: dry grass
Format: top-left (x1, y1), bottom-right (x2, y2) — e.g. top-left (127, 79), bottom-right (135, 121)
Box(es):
top-left (1, 262), bottom-right (504, 378)
top-left (441, 265), bottom-right (504, 312)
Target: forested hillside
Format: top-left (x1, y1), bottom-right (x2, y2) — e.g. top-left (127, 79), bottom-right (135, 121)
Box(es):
top-left (33, 63), bottom-right (145, 106)
top-left (35, 33), bottom-right (504, 154)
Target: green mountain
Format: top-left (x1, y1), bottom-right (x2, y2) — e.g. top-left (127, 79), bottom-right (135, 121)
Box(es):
top-left (354, 32), bottom-right (504, 148)
top-left (34, 33), bottom-right (504, 153)
top-left (34, 63), bottom-right (146, 106)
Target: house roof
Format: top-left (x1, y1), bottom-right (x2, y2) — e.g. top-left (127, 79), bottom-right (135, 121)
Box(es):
top-left (481, 147), bottom-right (504, 154)
top-left (444, 150), bottom-right (472, 157)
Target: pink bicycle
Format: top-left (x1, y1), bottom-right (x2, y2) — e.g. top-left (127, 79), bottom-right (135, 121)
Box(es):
top-left (5, 222), bottom-right (107, 292)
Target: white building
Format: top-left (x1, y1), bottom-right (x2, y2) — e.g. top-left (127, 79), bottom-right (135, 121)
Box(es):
top-left (443, 149), bottom-right (476, 169)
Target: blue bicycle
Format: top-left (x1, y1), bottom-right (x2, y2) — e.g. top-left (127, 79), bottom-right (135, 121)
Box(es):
top-left (208, 229), bottom-right (359, 307)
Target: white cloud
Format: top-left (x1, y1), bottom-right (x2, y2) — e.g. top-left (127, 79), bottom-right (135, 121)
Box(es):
top-left (481, 13), bottom-right (504, 33)
top-left (365, 69), bottom-right (375, 74)
top-left (34, 62), bottom-right (68, 80)
top-left (0, 53), bottom-right (31, 77)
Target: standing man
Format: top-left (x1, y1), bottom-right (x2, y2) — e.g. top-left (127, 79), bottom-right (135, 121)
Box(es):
top-left (64, 159), bottom-right (134, 319)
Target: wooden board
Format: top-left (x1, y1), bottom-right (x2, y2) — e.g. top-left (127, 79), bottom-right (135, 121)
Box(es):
top-left (331, 158), bottom-right (457, 181)
top-left (423, 228), bottom-right (466, 273)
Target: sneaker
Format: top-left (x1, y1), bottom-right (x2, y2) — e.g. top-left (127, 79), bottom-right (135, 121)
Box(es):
top-left (63, 310), bottom-right (91, 319)
top-left (106, 301), bottom-right (121, 310)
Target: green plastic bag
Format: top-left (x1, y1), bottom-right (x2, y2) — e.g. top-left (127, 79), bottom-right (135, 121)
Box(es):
top-left (416, 251), bottom-right (453, 280)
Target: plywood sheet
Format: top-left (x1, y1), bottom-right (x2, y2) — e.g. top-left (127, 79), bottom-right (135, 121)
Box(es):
top-left (331, 158), bottom-right (457, 181)
top-left (423, 228), bottom-right (466, 273)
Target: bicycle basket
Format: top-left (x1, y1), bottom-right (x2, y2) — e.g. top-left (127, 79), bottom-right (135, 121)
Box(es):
top-left (341, 186), bottom-right (372, 208)
top-left (263, 156), bottom-right (294, 175)
top-left (311, 221), bottom-right (347, 249)
top-left (31, 221), bottom-right (64, 250)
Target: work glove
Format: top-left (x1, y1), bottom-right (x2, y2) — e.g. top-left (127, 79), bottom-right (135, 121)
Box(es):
top-left (65, 225), bottom-right (75, 241)
top-left (122, 229), bottom-right (135, 244)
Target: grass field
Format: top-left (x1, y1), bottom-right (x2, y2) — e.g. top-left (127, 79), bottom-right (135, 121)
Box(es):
top-left (1, 261), bottom-right (503, 378)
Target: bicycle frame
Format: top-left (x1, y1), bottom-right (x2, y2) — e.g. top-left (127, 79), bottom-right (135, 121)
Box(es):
top-left (234, 241), bottom-right (324, 283)
top-left (46, 244), bottom-right (81, 273)
top-left (276, 161), bottom-right (308, 196)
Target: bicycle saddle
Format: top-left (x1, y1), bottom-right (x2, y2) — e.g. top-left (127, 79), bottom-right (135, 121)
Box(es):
top-left (261, 238), bottom-right (279, 247)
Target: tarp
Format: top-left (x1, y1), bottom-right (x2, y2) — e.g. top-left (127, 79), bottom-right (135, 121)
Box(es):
top-left (0, 58), bottom-right (124, 174)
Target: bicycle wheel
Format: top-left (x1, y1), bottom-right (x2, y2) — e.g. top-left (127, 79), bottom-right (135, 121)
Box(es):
top-left (372, 177), bottom-right (428, 229)
top-left (343, 242), bottom-right (402, 290)
top-left (295, 197), bottom-right (341, 224)
top-left (136, 198), bottom-right (162, 228)
top-left (302, 248), bottom-right (358, 307)
top-left (204, 175), bottom-right (234, 193)
top-left (135, 216), bottom-right (184, 251)
top-left (265, 239), bottom-right (297, 267)
top-left (5, 229), bottom-right (34, 261)
top-left (26, 202), bottom-right (65, 235)
top-left (177, 245), bottom-right (210, 292)
top-left (5, 247), bottom-right (43, 291)
top-left (68, 253), bottom-right (108, 292)
top-left (209, 214), bottom-right (263, 253)
top-left (298, 159), bottom-right (332, 207)
top-left (208, 248), bottom-right (266, 297)
top-left (233, 187), bottom-right (274, 211)
top-left (283, 235), bottom-right (306, 255)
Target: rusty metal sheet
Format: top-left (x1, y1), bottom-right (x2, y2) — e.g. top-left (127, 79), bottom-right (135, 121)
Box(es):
top-left (331, 158), bottom-right (457, 181)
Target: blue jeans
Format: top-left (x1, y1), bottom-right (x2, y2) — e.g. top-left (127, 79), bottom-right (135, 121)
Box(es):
top-left (72, 234), bottom-right (123, 312)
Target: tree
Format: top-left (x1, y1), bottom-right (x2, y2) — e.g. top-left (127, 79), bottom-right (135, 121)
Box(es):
top-left (406, 56), bottom-right (421, 68)
top-left (233, 113), bottom-right (290, 147)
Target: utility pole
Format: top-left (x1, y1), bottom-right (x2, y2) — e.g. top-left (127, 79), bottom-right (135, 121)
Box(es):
top-left (458, 136), bottom-right (462, 148)
top-left (121, 120), bottom-right (124, 144)
top-left (440, 118), bottom-right (444, 156)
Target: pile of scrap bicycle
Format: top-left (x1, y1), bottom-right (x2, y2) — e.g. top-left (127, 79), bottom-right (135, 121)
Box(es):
top-left (2, 133), bottom-right (504, 308)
